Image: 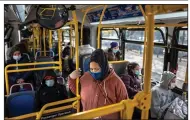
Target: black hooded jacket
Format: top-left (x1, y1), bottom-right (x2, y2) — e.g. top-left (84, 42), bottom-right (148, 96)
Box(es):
top-left (35, 70), bottom-right (68, 111)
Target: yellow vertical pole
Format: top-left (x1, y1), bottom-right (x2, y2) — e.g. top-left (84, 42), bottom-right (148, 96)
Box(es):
top-left (5, 67), bottom-right (9, 95)
top-left (80, 9), bottom-right (89, 46)
top-left (49, 30), bottom-right (52, 50)
top-left (36, 28), bottom-right (40, 51)
top-left (97, 5), bottom-right (107, 49)
top-left (43, 28), bottom-right (46, 56)
top-left (139, 5), bottom-right (148, 69)
top-left (39, 28), bottom-right (42, 56)
top-left (70, 25), bottom-right (73, 58)
top-left (58, 29), bottom-right (62, 72)
top-left (32, 28), bottom-right (36, 57)
top-left (72, 10), bottom-right (80, 112)
top-left (141, 5), bottom-right (155, 119)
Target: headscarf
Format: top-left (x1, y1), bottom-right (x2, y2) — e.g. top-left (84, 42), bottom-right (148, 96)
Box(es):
top-left (89, 49), bottom-right (110, 81)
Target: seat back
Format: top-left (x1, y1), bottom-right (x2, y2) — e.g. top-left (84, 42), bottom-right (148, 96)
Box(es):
top-left (57, 77), bottom-right (66, 85)
top-left (79, 54), bottom-right (91, 74)
top-left (10, 83), bottom-right (34, 94)
top-left (6, 91), bottom-right (35, 117)
top-left (35, 56), bottom-right (54, 68)
top-left (109, 61), bottom-right (129, 76)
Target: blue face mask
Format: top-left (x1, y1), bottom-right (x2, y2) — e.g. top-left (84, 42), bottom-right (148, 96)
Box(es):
top-left (45, 80), bottom-right (55, 87)
top-left (135, 70), bottom-right (140, 76)
top-left (89, 71), bottom-right (102, 80)
top-left (113, 49), bottom-right (119, 53)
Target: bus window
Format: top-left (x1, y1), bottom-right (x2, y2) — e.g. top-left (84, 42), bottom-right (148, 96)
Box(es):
top-left (102, 40), bottom-right (119, 50)
top-left (101, 28), bottom-right (119, 50)
top-left (101, 29), bottom-right (119, 39)
top-left (125, 30), bottom-right (144, 41)
top-left (125, 43), bottom-right (165, 81)
top-left (63, 29), bottom-right (75, 47)
top-left (178, 30), bottom-right (187, 45)
top-left (124, 28), bottom-right (166, 81)
top-left (154, 28), bottom-right (165, 43)
top-left (177, 51), bottom-right (187, 81)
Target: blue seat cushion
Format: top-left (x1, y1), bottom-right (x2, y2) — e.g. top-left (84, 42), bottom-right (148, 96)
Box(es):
top-left (7, 91), bottom-right (35, 117)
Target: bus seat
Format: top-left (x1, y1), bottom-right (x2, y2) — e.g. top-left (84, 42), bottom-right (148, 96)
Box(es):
top-left (35, 56), bottom-right (54, 68)
top-left (79, 54), bottom-right (91, 74)
top-left (57, 77), bottom-right (66, 85)
top-left (10, 83), bottom-right (34, 94)
top-left (83, 56), bottom-right (91, 73)
top-left (6, 91), bottom-right (35, 117)
top-left (110, 61), bottom-right (129, 76)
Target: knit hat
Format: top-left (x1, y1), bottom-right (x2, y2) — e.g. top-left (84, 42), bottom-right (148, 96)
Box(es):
top-left (110, 42), bottom-right (118, 48)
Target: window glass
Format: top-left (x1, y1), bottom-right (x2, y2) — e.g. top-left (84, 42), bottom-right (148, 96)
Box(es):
top-left (101, 28), bottom-right (119, 39)
top-left (176, 51), bottom-right (187, 81)
top-left (125, 28), bottom-right (165, 43)
top-left (125, 30), bottom-right (144, 41)
top-left (63, 29), bottom-right (75, 47)
top-left (125, 43), bottom-right (164, 81)
top-left (178, 30), bottom-right (187, 45)
top-left (101, 40), bottom-right (119, 50)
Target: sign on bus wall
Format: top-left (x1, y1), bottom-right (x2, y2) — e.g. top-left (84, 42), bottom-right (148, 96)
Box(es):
top-left (87, 5), bottom-right (144, 23)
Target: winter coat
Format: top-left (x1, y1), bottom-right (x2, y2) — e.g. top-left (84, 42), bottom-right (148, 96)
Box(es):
top-left (151, 71), bottom-right (177, 118)
top-left (120, 73), bottom-right (141, 99)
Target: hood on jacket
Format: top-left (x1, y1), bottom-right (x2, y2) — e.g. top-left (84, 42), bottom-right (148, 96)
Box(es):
top-left (159, 71), bottom-right (176, 89)
top-left (42, 70), bottom-right (57, 86)
top-left (9, 45), bottom-right (21, 59)
top-left (89, 49), bottom-right (110, 81)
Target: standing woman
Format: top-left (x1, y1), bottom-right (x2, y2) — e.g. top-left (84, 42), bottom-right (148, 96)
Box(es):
top-left (69, 49), bottom-right (128, 119)
top-left (120, 62), bottom-right (141, 99)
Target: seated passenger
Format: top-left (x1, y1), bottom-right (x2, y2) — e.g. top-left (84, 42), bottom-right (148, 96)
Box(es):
top-left (107, 42), bottom-right (121, 61)
top-left (36, 70), bottom-right (68, 111)
top-left (69, 49), bottom-right (128, 119)
top-left (120, 62), bottom-right (141, 99)
top-left (6, 46), bottom-right (33, 86)
top-left (151, 71), bottom-right (177, 119)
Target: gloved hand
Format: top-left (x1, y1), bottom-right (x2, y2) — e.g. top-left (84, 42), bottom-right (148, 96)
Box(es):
top-left (69, 69), bottom-right (81, 79)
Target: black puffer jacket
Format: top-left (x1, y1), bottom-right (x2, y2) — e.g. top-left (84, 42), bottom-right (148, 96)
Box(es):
top-left (35, 70), bottom-right (68, 111)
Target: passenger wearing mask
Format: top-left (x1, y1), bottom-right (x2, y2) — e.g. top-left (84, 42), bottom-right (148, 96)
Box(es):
top-left (120, 62), bottom-right (141, 99)
top-left (6, 46), bottom-right (33, 86)
top-left (107, 42), bottom-right (121, 61)
top-left (36, 70), bottom-right (68, 111)
top-left (69, 49), bottom-right (128, 119)
top-left (151, 71), bottom-right (177, 119)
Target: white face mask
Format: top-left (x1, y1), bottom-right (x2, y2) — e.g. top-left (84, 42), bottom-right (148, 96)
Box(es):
top-left (169, 82), bottom-right (176, 89)
top-left (45, 80), bottom-right (55, 87)
top-left (13, 55), bottom-right (21, 61)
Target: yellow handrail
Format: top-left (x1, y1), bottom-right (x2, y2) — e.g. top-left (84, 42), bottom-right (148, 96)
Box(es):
top-left (7, 96), bottom-right (79, 120)
top-left (72, 10), bottom-right (80, 113)
top-left (5, 61), bottom-right (59, 95)
top-left (36, 97), bottom-right (80, 119)
top-left (141, 5), bottom-right (155, 119)
top-left (108, 60), bottom-right (129, 64)
top-left (49, 30), bottom-right (52, 50)
top-left (56, 100), bottom-right (125, 119)
top-left (70, 25), bottom-right (73, 58)
top-left (58, 29), bottom-right (62, 72)
top-left (97, 5), bottom-right (107, 49)
top-left (43, 28), bottom-right (46, 56)
top-left (81, 5), bottom-right (105, 45)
